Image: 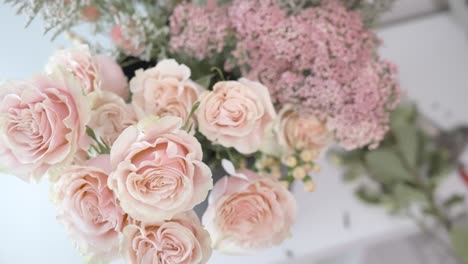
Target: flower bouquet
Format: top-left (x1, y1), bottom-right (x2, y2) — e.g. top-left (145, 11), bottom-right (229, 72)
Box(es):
top-left (2, 0), bottom-right (400, 263)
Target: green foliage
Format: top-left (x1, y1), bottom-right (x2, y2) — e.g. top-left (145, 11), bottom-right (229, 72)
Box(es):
top-left (364, 147), bottom-right (413, 183)
top-left (335, 103), bottom-right (463, 229)
top-left (355, 186), bottom-right (384, 205)
top-left (392, 183), bottom-right (426, 209)
top-left (86, 126), bottom-right (111, 155)
top-left (449, 223), bottom-right (468, 263)
top-left (343, 163), bottom-right (365, 182)
top-left (443, 194), bottom-right (465, 209)
top-left (393, 123), bottom-right (420, 168)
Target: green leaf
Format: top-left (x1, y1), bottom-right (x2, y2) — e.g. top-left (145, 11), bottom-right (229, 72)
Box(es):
top-left (393, 183), bottom-right (426, 209)
top-left (355, 186), bottom-right (383, 205)
top-left (450, 223), bottom-right (468, 263)
top-left (427, 150), bottom-right (453, 178)
top-left (86, 126), bottom-right (98, 141)
top-left (390, 104), bottom-right (417, 129)
top-left (183, 101), bottom-right (201, 130)
top-left (364, 148), bottom-right (413, 183)
top-left (394, 124), bottom-right (420, 168)
top-left (343, 164), bottom-right (365, 182)
top-left (443, 194), bottom-right (465, 209)
top-left (195, 74), bottom-right (214, 89)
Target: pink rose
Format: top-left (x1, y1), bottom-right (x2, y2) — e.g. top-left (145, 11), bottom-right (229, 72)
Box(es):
top-left (0, 69), bottom-right (90, 181)
top-left (196, 79), bottom-right (276, 154)
top-left (94, 54), bottom-right (130, 100)
top-left (52, 155), bottom-right (125, 262)
top-left (203, 161), bottom-right (296, 254)
top-left (108, 116), bottom-right (213, 222)
top-left (130, 59), bottom-right (200, 123)
top-left (274, 105), bottom-right (331, 155)
top-left (46, 45), bottom-right (129, 100)
top-left (88, 91), bottom-right (137, 146)
top-left (121, 211), bottom-right (212, 264)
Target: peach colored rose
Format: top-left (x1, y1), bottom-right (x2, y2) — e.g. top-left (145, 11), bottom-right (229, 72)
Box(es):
top-left (46, 45), bottom-right (129, 100)
top-left (108, 116), bottom-right (213, 222)
top-left (196, 79), bottom-right (276, 154)
top-left (274, 105), bottom-right (331, 155)
top-left (203, 160), bottom-right (296, 254)
top-left (130, 59), bottom-right (200, 123)
top-left (52, 155), bottom-right (125, 262)
top-left (0, 69), bottom-right (90, 182)
top-left (121, 211), bottom-right (212, 264)
top-left (94, 54), bottom-right (130, 100)
top-left (88, 91), bottom-right (137, 146)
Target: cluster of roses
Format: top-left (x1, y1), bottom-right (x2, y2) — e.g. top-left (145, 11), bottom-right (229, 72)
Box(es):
top-left (0, 45), bottom-right (307, 263)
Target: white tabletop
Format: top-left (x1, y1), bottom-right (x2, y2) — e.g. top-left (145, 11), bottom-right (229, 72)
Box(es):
top-left (0, 6), bottom-right (467, 264)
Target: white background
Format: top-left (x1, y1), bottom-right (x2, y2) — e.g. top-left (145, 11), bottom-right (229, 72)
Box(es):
top-left (1, 1), bottom-right (468, 264)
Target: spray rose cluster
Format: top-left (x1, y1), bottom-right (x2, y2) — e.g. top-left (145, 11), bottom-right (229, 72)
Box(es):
top-left (0, 46), bottom-right (299, 263)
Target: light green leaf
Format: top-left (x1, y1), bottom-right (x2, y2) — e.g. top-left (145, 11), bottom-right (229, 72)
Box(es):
top-left (343, 164), bottom-right (365, 182)
top-left (355, 186), bottom-right (382, 205)
top-left (394, 124), bottom-right (419, 168)
top-left (195, 74), bottom-right (214, 89)
top-left (364, 148), bottom-right (413, 183)
top-left (393, 183), bottom-right (426, 209)
top-left (443, 194), bottom-right (465, 209)
top-left (390, 104), bottom-right (417, 129)
top-left (450, 223), bottom-right (468, 263)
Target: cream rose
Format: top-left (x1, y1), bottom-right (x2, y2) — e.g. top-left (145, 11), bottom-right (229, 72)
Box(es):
top-left (52, 155), bottom-right (125, 262)
top-left (202, 161), bottom-right (296, 254)
top-left (130, 59), bottom-right (200, 123)
top-left (196, 79), bottom-right (276, 154)
top-left (47, 45), bottom-right (129, 100)
top-left (108, 116), bottom-right (213, 222)
top-left (88, 91), bottom-right (137, 146)
top-left (121, 211), bottom-right (212, 264)
top-left (275, 105), bottom-right (331, 155)
top-left (0, 69), bottom-right (90, 181)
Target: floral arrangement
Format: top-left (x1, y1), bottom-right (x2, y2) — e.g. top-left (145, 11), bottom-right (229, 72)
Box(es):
top-left (333, 104), bottom-right (468, 263)
top-left (2, 0), bottom-right (401, 263)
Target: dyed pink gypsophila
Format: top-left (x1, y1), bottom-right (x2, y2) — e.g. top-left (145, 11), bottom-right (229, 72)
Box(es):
top-left (168, 0), bottom-right (400, 150)
top-left (229, 0), bottom-right (375, 101)
top-left (226, 0), bottom-right (287, 72)
top-left (227, 0), bottom-right (399, 150)
top-left (326, 60), bottom-right (400, 150)
top-left (169, 0), bottom-right (231, 60)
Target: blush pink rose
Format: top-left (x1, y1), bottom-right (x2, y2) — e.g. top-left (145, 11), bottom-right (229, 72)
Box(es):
top-left (52, 155), bottom-right (126, 262)
top-left (130, 59), bottom-right (200, 123)
top-left (88, 91), bottom-right (137, 146)
top-left (121, 211), bottom-right (212, 264)
top-left (196, 79), bottom-right (276, 154)
top-left (274, 105), bottom-right (331, 155)
top-left (108, 116), bottom-right (213, 222)
top-left (0, 69), bottom-right (90, 181)
top-left (94, 54), bottom-right (130, 100)
top-left (46, 45), bottom-right (129, 100)
top-left (203, 161), bottom-right (296, 254)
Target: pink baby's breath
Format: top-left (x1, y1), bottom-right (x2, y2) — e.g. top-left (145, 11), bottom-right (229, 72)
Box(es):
top-left (169, 0), bottom-right (400, 150)
top-left (170, 2), bottom-right (231, 60)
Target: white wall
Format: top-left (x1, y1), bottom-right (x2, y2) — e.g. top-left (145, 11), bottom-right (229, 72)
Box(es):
top-left (381, 0), bottom-right (447, 24)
